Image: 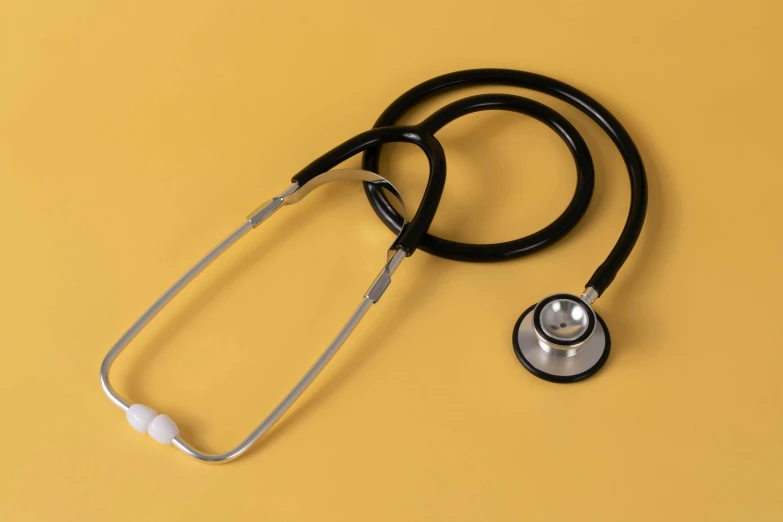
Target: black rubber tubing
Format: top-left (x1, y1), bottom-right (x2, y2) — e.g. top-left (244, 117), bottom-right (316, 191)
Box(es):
top-left (362, 68), bottom-right (648, 296)
top-left (367, 93), bottom-right (595, 262)
top-left (291, 126), bottom-right (447, 255)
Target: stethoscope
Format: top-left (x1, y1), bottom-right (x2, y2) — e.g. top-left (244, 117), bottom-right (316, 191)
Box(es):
top-left (100, 68), bottom-right (647, 462)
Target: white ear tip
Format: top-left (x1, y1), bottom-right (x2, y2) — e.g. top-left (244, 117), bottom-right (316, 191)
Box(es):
top-left (148, 414), bottom-right (179, 444)
top-left (126, 404), bottom-right (157, 433)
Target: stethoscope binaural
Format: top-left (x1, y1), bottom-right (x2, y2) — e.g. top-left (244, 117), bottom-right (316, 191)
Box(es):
top-left (100, 68), bottom-right (647, 462)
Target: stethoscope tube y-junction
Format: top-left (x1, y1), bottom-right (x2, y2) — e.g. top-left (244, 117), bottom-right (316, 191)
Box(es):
top-left (362, 68), bottom-right (648, 296)
top-left (292, 125), bottom-right (447, 255)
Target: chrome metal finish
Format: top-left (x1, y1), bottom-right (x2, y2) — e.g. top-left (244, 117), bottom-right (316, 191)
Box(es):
top-left (581, 287), bottom-right (598, 305)
top-left (247, 184), bottom-right (299, 227)
top-left (287, 168), bottom-right (406, 206)
top-left (100, 221), bottom-right (254, 412)
top-left (366, 249), bottom-right (406, 303)
top-left (516, 307), bottom-right (607, 377)
top-left (538, 298), bottom-right (590, 343)
top-left (101, 168), bottom-right (409, 463)
top-left (538, 338), bottom-right (582, 358)
top-left (531, 294), bottom-right (597, 358)
top-left (247, 169), bottom-right (408, 227)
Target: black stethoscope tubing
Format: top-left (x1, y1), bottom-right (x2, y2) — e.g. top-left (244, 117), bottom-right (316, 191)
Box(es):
top-left (361, 68), bottom-right (648, 296)
top-left (291, 125), bottom-right (447, 255)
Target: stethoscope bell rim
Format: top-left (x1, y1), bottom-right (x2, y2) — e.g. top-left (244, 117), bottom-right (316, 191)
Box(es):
top-left (512, 294), bottom-right (611, 383)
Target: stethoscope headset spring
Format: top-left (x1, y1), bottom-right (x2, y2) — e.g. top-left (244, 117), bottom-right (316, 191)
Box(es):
top-left (100, 68), bottom-right (647, 462)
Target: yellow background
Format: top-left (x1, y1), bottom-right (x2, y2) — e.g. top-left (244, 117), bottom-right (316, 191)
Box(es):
top-left (1, 0), bottom-right (782, 520)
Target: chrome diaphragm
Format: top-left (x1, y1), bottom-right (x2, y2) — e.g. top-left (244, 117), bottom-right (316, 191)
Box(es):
top-left (512, 291), bottom-right (610, 383)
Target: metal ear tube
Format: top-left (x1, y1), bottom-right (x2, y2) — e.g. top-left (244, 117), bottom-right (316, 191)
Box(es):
top-left (101, 170), bottom-right (414, 462)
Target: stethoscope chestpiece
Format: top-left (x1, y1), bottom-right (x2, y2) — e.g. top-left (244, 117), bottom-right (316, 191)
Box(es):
top-left (512, 289), bottom-right (611, 383)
